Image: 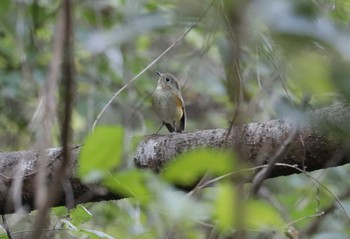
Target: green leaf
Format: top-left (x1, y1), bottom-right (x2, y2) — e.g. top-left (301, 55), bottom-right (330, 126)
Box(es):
top-left (214, 182), bottom-right (235, 230)
top-left (70, 205), bottom-right (93, 225)
top-left (246, 199), bottom-right (283, 229)
top-left (214, 183), bottom-right (283, 231)
top-left (162, 149), bottom-right (235, 186)
top-left (52, 206), bottom-right (68, 218)
top-left (78, 126), bottom-right (124, 183)
top-left (104, 169), bottom-right (151, 202)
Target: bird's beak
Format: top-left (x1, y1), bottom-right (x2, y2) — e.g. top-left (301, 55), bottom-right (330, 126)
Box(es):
top-left (156, 71), bottom-right (162, 77)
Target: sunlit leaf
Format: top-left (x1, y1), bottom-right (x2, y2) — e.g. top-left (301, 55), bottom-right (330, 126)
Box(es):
top-left (104, 169), bottom-right (151, 202)
top-left (70, 205), bottom-right (93, 225)
top-left (78, 126), bottom-right (124, 183)
top-left (246, 199), bottom-right (284, 229)
top-left (214, 182), bottom-right (235, 230)
top-left (214, 183), bottom-right (283, 231)
top-left (52, 206), bottom-right (68, 218)
top-left (162, 149), bottom-right (235, 186)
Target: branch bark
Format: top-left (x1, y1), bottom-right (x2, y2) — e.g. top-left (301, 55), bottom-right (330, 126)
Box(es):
top-left (134, 103), bottom-right (350, 176)
top-left (0, 103), bottom-right (349, 214)
top-left (0, 146), bottom-right (122, 215)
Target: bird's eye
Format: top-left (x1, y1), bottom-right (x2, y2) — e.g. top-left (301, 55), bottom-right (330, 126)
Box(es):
top-left (165, 78), bottom-right (170, 82)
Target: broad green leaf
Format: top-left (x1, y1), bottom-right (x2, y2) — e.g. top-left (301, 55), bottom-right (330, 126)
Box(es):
top-left (214, 182), bottom-right (235, 230)
top-left (104, 169), bottom-right (151, 202)
top-left (52, 206), bottom-right (68, 218)
top-left (70, 205), bottom-right (93, 225)
top-left (78, 126), bottom-right (124, 183)
top-left (214, 183), bottom-right (283, 231)
top-left (162, 149), bottom-right (235, 186)
top-left (246, 199), bottom-right (283, 229)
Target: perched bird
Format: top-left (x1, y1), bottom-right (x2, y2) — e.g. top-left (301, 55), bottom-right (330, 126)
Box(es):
top-left (152, 71), bottom-right (186, 133)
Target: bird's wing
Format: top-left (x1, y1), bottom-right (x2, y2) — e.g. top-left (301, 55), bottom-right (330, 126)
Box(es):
top-left (180, 105), bottom-right (186, 132)
top-left (174, 92), bottom-right (186, 132)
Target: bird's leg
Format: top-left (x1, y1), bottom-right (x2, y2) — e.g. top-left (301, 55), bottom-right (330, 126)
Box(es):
top-left (172, 121), bottom-right (177, 133)
top-left (156, 122), bottom-right (165, 134)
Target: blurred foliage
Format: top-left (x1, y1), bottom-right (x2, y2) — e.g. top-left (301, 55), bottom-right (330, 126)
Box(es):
top-left (1, 0), bottom-right (350, 238)
top-left (162, 149), bottom-right (235, 186)
top-left (79, 126), bottom-right (124, 182)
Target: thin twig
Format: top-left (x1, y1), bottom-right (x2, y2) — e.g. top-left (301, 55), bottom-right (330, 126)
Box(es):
top-left (251, 124), bottom-right (299, 195)
top-left (301, 188), bottom-right (350, 236)
top-left (193, 162), bottom-right (350, 228)
top-left (224, 59), bottom-right (243, 142)
top-left (251, 98), bottom-right (307, 195)
top-left (282, 211), bottom-right (325, 228)
top-left (258, 48), bottom-right (294, 107)
top-left (275, 163), bottom-right (350, 223)
top-left (30, 0), bottom-right (64, 220)
top-left (256, 45), bottom-right (261, 89)
top-left (91, 0), bottom-right (217, 131)
top-left (29, 2), bottom-right (65, 237)
top-left (219, 0), bottom-right (244, 142)
top-left (196, 165), bottom-right (267, 190)
top-left (185, 172), bottom-right (210, 198)
top-left (1, 228), bottom-right (73, 239)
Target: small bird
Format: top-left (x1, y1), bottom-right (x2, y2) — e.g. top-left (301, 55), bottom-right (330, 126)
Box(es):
top-left (152, 71), bottom-right (186, 133)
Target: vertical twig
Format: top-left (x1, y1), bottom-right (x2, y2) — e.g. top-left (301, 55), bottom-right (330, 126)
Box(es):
top-left (30, 0), bottom-right (74, 238)
top-left (256, 45), bottom-right (261, 89)
top-left (30, 0), bottom-right (64, 215)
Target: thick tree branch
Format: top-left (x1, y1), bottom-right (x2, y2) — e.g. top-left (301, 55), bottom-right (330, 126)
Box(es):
top-left (0, 146), bottom-right (122, 215)
top-left (0, 103), bottom-right (349, 214)
top-left (134, 103), bottom-right (350, 176)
